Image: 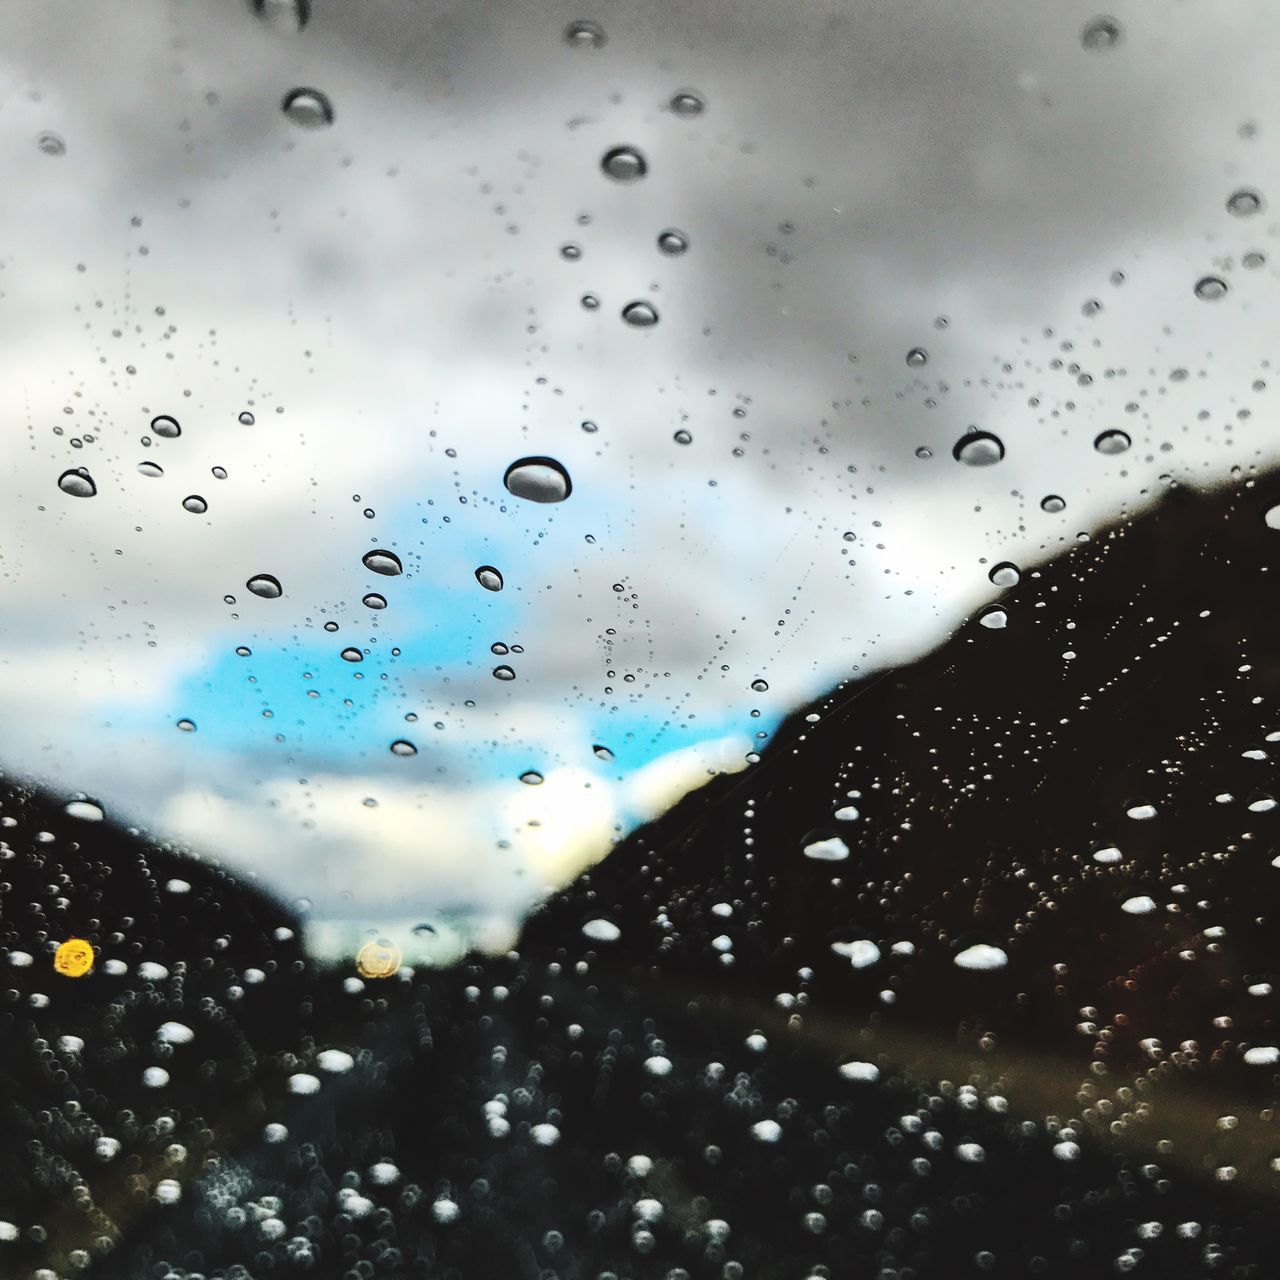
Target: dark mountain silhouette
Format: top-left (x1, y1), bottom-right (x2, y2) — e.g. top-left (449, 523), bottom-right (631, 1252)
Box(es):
top-left (4, 471), bottom-right (1280, 1278)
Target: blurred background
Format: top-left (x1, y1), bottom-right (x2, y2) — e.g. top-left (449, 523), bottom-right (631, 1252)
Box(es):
top-left (1, 0), bottom-right (1277, 960)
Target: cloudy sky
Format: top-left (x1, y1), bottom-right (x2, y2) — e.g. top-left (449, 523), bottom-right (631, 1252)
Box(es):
top-left (1, 0), bottom-right (1278, 960)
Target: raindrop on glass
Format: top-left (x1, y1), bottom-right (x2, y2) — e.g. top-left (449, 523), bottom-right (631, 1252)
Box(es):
top-left (657, 229), bottom-right (689, 256)
top-left (989, 562), bottom-right (1020, 587)
top-left (668, 89), bottom-right (706, 117)
top-left (601, 145), bottom-right (647, 181)
top-left (1093, 429), bottom-right (1131, 455)
top-left (519, 770), bottom-right (544, 786)
top-left (1080, 15), bottom-right (1122, 51)
top-left (906, 347), bottom-right (928, 368)
top-left (246, 574), bottom-right (283, 599)
top-left (176, 718), bottom-right (197, 733)
top-left (503, 456), bottom-right (572, 503)
top-left (340, 647), bottom-right (363, 663)
top-left (952, 431), bottom-right (1005, 467)
top-left (493, 665), bottom-right (516, 681)
top-left (673, 429), bottom-right (692, 445)
top-left (281, 87), bottom-right (334, 129)
top-left (1040, 494), bottom-right (1066, 513)
top-left (1194, 275), bottom-right (1229, 301)
top-left (137, 461), bottom-right (164, 478)
top-left (58, 469), bottom-right (96, 497)
top-left (1227, 187), bottom-right (1263, 216)
top-left (475, 565), bottom-right (504, 591)
top-left (151, 414), bottom-right (181, 438)
top-left (978, 606), bottom-right (1007, 630)
top-left (238, 410), bottom-right (256, 425)
top-left (362, 592), bottom-right (387, 610)
top-left (622, 300), bottom-right (659, 327)
top-left (390, 739), bottom-right (417, 757)
top-left (593, 744), bottom-right (614, 761)
top-left (37, 131), bottom-right (66, 156)
top-left (182, 494), bottom-right (208, 514)
top-left (362, 549), bottom-right (404, 576)
top-left (564, 19), bottom-right (606, 48)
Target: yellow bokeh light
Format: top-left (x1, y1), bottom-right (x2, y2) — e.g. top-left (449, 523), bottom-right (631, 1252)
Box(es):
top-left (53, 937), bottom-right (95, 978)
top-left (355, 938), bottom-right (401, 979)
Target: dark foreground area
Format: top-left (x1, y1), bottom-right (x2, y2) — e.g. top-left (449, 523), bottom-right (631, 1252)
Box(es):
top-left (5, 472), bottom-right (1280, 1279)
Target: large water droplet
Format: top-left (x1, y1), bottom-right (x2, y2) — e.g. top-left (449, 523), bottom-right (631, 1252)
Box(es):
top-left (751, 678), bottom-right (769, 692)
top-left (475, 565), bottom-right (504, 591)
top-left (1040, 494), bottom-right (1066, 513)
top-left (989, 562), bottom-right (1020, 587)
top-left (952, 431), bottom-right (1005, 467)
top-left (1264, 503), bottom-right (1280, 530)
top-left (601, 145), bottom-right (647, 181)
top-left (64, 799), bottom-right (104, 822)
top-left (668, 89), bottom-right (706, 117)
top-left (621, 300), bottom-right (659, 327)
top-left (340, 647), bottom-right (364, 663)
top-left (362, 549), bottom-right (403, 576)
top-left (978, 606), bottom-right (1007, 630)
top-left (182, 494), bottom-right (208, 514)
top-left (58, 469), bottom-right (96, 497)
top-left (657, 228), bottom-right (689, 256)
top-left (1093, 429), bottom-right (1131, 455)
top-left (905, 347), bottom-right (928, 368)
top-left (282, 87), bottom-right (334, 129)
top-left (246, 574), bottom-right (283, 599)
top-left (564, 18), bottom-right (606, 48)
top-left (390, 739), bottom-right (417, 757)
top-left (362, 592), bottom-right (388, 609)
top-left (137, 461), bottom-right (164, 478)
top-left (1227, 187), bottom-right (1263, 216)
top-left (519, 770), bottom-right (544, 786)
top-left (176, 718), bottom-right (197, 733)
top-left (593, 744), bottom-right (614, 761)
top-left (493, 665), bottom-right (516, 681)
top-left (151, 414), bottom-right (181, 438)
top-left (1080, 15), bottom-right (1122, 50)
top-left (1194, 275), bottom-right (1229, 301)
top-left (503, 457), bottom-right (572, 503)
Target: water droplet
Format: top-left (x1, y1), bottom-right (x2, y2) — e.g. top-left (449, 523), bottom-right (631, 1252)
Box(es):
top-left (559, 242), bottom-right (582, 262)
top-left (978, 606), bottom-right (1007, 629)
top-left (475, 565), bottom-right (504, 591)
top-left (212, 466), bottom-right (228, 479)
top-left (362, 549), bottom-right (403, 576)
top-left (503, 456), bottom-right (572, 503)
top-left (236, 646), bottom-right (251, 657)
top-left (1194, 275), bottom-right (1229, 301)
top-left (137, 461), bottom-right (164, 478)
top-left (1080, 15), bottom-right (1122, 51)
top-left (657, 228), bottom-right (688, 255)
top-left (389, 739), bottom-right (417, 757)
top-left (150, 414), bottom-right (181, 438)
top-left (989, 562), bottom-right (1020, 587)
top-left (246, 573), bottom-right (283, 598)
top-left (592, 744), bottom-right (614, 761)
top-left (952, 431), bottom-right (1005, 467)
top-left (519, 770), bottom-right (544, 785)
top-left (621, 300), bottom-right (659, 327)
top-left (238, 410), bottom-right (256, 426)
top-left (1244, 250), bottom-right (1267, 269)
top-left (493, 665), bottom-right (516, 681)
top-left (751, 678), bottom-right (769, 692)
top-left (601, 145), bottom-right (647, 181)
top-left (1040, 494), bottom-right (1066, 513)
top-left (176, 718), bottom-right (197, 732)
top-left (1093, 429), bottom-right (1131, 455)
top-left (1264, 503), bottom-right (1280, 530)
top-left (340, 647), bottom-right (363, 663)
top-left (64, 799), bottom-right (104, 822)
top-left (673, 429), bottom-right (692, 445)
top-left (281, 87), bottom-right (334, 129)
top-left (564, 18), bottom-right (606, 48)
top-left (581, 293), bottom-right (600, 310)
top-left (37, 131), bottom-right (65, 156)
top-left (1227, 187), bottom-right (1263, 216)
top-left (58, 469), bottom-right (96, 497)
top-left (906, 347), bottom-right (928, 368)
top-left (182, 494), bottom-right (208, 514)
top-left (953, 943), bottom-right (1008, 971)
top-left (362, 592), bottom-right (388, 609)
top-left (668, 89), bottom-right (706, 117)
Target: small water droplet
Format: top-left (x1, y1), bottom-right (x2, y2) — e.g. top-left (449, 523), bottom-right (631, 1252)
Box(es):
top-left (176, 718), bottom-right (197, 733)
top-left (657, 229), bottom-right (689, 255)
top-left (390, 739), bottom-right (417, 757)
top-left (622, 300), bottom-right (659, 327)
top-left (1093, 429), bottom-right (1131, 455)
top-left (519, 770), bottom-right (544, 786)
top-left (564, 18), bottom-right (606, 48)
top-left (601, 145), bottom-right (647, 181)
top-left (150, 414), bottom-right (181, 438)
top-left (236, 646), bottom-right (252, 657)
top-left (37, 131), bottom-right (66, 156)
top-left (475, 565), bottom-right (504, 591)
top-left (668, 89), bottom-right (706, 117)
top-left (246, 574), bottom-right (283, 598)
top-left (1080, 15), bottom-right (1122, 51)
top-left (137, 461), bottom-right (164, 478)
top-left (493, 665), bottom-right (516, 681)
top-left (580, 292), bottom-right (601, 310)
top-left (751, 678), bottom-right (769, 692)
top-left (1194, 275), bottom-right (1229, 301)
top-left (989, 562), bottom-right (1020, 587)
top-left (211, 465), bottom-right (228, 479)
top-left (362, 549), bottom-right (403, 576)
top-left (978, 606), bottom-right (1007, 630)
top-left (503, 457), bottom-right (572, 503)
top-left (559, 242), bottom-right (582, 261)
top-left (673, 429), bottom-right (692, 445)
top-left (362, 592), bottom-right (388, 609)
top-left (906, 347), bottom-right (928, 368)
top-left (1243, 250), bottom-right (1267, 269)
top-left (593, 744), bottom-right (614, 761)
top-left (58, 469), bottom-right (96, 497)
top-left (1040, 494), bottom-right (1066, 513)
top-left (282, 87), bottom-right (334, 129)
top-left (182, 494), bottom-right (208, 514)
top-left (1227, 187), bottom-right (1263, 217)
top-left (340, 647), bottom-right (363, 663)
top-left (238, 410), bottom-right (256, 425)
top-left (952, 431), bottom-right (1005, 467)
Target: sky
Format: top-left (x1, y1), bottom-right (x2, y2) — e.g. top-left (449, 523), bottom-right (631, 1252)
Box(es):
top-left (1, 0), bottom-right (1279, 961)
